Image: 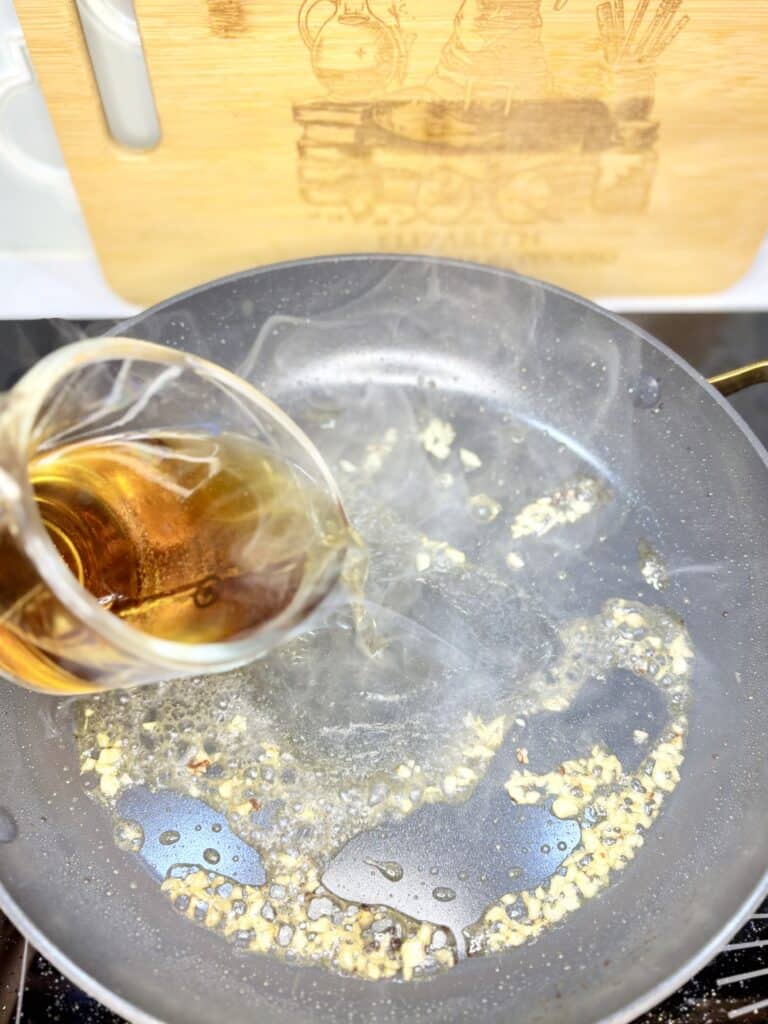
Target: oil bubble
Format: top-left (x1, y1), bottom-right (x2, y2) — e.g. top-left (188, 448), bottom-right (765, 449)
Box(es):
top-left (364, 858), bottom-right (403, 882)
top-left (632, 374), bottom-right (661, 409)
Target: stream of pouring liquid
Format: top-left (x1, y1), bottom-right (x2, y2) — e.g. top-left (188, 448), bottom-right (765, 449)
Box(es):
top-left (341, 533), bottom-right (384, 658)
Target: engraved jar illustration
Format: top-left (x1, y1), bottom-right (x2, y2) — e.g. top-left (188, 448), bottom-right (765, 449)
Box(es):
top-left (429, 0), bottom-right (551, 104)
top-left (601, 60), bottom-right (657, 121)
top-left (298, 0), bottom-right (407, 99)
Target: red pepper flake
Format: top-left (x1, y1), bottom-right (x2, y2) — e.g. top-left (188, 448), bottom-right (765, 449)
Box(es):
top-left (249, 798), bottom-right (261, 811)
top-left (187, 758), bottom-right (211, 774)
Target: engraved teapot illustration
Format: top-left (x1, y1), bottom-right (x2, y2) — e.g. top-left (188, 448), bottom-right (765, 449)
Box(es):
top-left (298, 0), bottom-right (407, 98)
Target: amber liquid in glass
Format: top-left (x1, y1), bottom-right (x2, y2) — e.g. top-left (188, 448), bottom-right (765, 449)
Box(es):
top-left (0, 431), bottom-right (348, 692)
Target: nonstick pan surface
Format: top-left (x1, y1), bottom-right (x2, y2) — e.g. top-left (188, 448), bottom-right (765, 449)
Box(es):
top-left (0, 256), bottom-right (765, 1024)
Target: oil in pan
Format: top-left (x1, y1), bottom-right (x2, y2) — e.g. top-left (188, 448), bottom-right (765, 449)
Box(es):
top-left (73, 395), bottom-right (692, 981)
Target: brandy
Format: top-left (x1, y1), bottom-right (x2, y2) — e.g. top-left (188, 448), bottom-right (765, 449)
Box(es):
top-left (0, 430), bottom-right (348, 692)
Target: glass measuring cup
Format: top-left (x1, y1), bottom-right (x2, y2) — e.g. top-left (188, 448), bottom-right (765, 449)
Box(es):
top-left (0, 338), bottom-right (350, 695)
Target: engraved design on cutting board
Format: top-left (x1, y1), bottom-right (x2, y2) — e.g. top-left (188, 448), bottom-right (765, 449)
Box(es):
top-left (293, 1), bottom-right (689, 228)
top-left (206, 0), bottom-right (247, 37)
top-left (298, 0), bottom-right (410, 98)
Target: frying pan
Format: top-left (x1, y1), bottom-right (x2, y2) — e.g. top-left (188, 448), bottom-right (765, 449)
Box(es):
top-left (0, 255), bottom-right (766, 1024)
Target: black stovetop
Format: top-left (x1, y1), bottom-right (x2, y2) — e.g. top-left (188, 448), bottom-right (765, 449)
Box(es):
top-left (0, 314), bottom-right (765, 1024)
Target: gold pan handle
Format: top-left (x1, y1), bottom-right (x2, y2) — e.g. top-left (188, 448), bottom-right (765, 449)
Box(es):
top-left (708, 361), bottom-right (768, 397)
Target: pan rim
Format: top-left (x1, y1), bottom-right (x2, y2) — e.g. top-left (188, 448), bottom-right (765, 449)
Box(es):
top-left (2, 253), bottom-right (766, 1024)
top-left (0, 859), bottom-right (766, 1024)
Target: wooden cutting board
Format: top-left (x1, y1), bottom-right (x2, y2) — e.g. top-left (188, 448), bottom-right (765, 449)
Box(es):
top-left (17, 0), bottom-right (768, 305)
